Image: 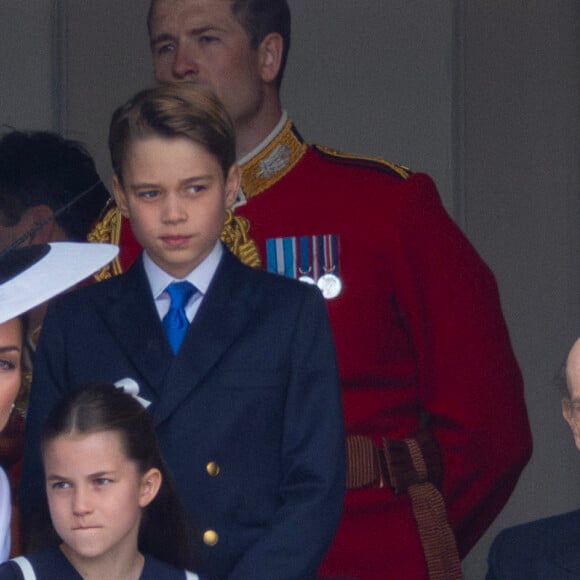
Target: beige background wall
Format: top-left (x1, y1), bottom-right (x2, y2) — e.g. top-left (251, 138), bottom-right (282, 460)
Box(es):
top-left (2, 1), bottom-right (580, 577)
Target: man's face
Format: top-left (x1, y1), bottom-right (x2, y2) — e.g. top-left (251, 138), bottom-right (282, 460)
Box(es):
top-left (562, 338), bottom-right (580, 450)
top-left (149, 0), bottom-right (265, 129)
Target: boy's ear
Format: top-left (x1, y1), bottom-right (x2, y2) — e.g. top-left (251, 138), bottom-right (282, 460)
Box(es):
top-left (258, 32), bottom-right (283, 84)
top-left (139, 467), bottom-right (162, 508)
top-left (111, 175), bottom-right (130, 218)
top-left (224, 164), bottom-right (241, 208)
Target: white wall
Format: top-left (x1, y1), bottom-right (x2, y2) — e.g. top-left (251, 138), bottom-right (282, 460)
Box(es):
top-left (0, 1), bottom-right (57, 130)
top-left (460, 2), bottom-right (580, 576)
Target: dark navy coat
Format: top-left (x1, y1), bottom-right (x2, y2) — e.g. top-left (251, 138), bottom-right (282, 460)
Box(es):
top-left (487, 510), bottom-right (580, 580)
top-left (21, 247), bottom-right (345, 580)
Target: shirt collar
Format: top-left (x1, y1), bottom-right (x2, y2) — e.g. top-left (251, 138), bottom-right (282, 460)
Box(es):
top-left (143, 241), bottom-right (223, 300)
top-left (237, 110), bottom-right (288, 166)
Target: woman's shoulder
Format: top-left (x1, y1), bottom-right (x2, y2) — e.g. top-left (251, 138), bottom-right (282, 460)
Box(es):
top-left (141, 554), bottom-right (203, 580)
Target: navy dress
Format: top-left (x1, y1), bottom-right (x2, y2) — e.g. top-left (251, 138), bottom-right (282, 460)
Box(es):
top-left (0, 545), bottom-right (201, 579)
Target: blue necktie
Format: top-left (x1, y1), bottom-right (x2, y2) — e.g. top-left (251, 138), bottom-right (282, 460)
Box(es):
top-left (163, 281), bottom-right (195, 354)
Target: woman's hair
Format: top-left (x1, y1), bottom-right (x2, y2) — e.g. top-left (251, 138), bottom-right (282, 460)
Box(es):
top-left (41, 383), bottom-right (194, 570)
top-left (109, 82), bottom-right (236, 184)
top-left (0, 130), bottom-right (110, 241)
top-left (14, 313), bottom-right (32, 414)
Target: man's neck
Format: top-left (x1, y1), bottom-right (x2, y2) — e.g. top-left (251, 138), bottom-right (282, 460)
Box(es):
top-left (235, 95), bottom-right (283, 159)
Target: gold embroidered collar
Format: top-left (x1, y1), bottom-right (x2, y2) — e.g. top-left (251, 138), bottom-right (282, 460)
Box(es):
top-left (239, 119), bottom-right (308, 201)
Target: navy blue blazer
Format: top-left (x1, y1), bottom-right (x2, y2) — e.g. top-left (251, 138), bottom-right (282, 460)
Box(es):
top-left (487, 509), bottom-right (580, 580)
top-left (21, 247), bottom-right (345, 580)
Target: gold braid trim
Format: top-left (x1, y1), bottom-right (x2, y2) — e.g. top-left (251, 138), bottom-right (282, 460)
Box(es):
top-left (87, 206), bottom-right (124, 281)
top-left (240, 120), bottom-right (308, 200)
top-left (221, 209), bottom-right (262, 269)
top-left (313, 144), bottom-right (412, 180)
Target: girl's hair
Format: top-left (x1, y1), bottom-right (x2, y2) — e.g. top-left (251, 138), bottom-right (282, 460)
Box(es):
top-left (41, 383), bottom-right (194, 570)
top-left (109, 82), bottom-right (236, 184)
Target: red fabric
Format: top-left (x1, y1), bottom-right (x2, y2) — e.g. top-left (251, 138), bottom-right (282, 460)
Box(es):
top-left (114, 146), bottom-right (532, 579)
top-left (117, 216), bottom-right (141, 272)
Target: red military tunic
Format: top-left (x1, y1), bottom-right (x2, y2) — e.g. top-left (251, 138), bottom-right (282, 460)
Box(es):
top-left (91, 118), bottom-right (532, 579)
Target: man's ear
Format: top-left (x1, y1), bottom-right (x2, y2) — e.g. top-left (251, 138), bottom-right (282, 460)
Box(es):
top-left (111, 175), bottom-right (130, 218)
top-left (562, 398), bottom-right (580, 451)
top-left (224, 164), bottom-right (241, 208)
top-left (258, 32), bottom-right (284, 84)
top-left (139, 468), bottom-right (162, 508)
top-left (24, 205), bottom-right (58, 244)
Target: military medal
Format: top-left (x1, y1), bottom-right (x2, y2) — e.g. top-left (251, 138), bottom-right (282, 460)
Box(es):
top-left (317, 272), bottom-right (342, 299)
top-left (298, 236), bottom-right (316, 284)
top-left (316, 234), bottom-right (342, 299)
top-left (266, 234), bottom-right (342, 299)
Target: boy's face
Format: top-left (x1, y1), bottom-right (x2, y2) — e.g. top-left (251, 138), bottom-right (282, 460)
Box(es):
top-left (113, 136), bottom-right (239, 279)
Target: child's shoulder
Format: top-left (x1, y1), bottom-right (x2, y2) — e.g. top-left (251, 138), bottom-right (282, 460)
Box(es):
top-left (0, 545), bottom-right (81, 579)
top-left (141, 554), bottom-right (202, 579)
top-left (50, 263), bottom-right (131, 311)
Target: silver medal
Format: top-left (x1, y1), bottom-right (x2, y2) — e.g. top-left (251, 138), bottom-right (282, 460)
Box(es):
top-left (317, 273), bottom-right (342, 299)
top-left (299, 275), bottom-right (316, 285)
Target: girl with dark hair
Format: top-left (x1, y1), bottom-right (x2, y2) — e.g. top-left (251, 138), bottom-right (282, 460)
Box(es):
top-left (0, 383), bottom-right (201, 579)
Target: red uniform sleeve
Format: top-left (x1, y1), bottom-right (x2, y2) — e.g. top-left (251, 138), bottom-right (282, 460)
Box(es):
top-left (389, 173), bottom-right (532, 554)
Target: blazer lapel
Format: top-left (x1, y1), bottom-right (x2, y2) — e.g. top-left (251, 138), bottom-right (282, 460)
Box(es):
top-left (152, 250), bottom-right (260, 426)
top-left (96, 257), bottom-right (172, 395)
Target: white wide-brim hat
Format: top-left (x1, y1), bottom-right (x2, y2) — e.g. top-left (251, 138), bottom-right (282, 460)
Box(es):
top-left (0, 242), bottom-right (118, 324)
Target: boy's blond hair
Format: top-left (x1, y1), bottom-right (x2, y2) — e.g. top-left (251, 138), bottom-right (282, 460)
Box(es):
top-left (109, 82), bottom-right (236, 183)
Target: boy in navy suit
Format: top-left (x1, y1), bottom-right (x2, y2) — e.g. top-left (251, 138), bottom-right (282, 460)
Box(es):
top-left (20, 83), bottom-right (345, 580)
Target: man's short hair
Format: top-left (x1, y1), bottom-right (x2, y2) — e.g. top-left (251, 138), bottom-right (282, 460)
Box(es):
top-left (147, 0), bottom-right (291, 90)
top-left (0, 130), bottom-right (110, 241)
top-left (109, 82), bottom-right (236, 182)
top-left (230, 0), bottom-right (291, 90)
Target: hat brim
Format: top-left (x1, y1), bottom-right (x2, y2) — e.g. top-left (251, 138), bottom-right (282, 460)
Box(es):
top-left (0, 242), bottom-right (118, 324)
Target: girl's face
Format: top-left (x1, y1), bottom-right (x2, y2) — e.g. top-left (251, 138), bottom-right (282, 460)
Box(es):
top-left (0, 318), bottom-right (22, 431)
top-left (43, 430), bottom-right (161, 567)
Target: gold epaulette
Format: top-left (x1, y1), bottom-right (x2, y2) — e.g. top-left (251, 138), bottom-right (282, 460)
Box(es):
top-left (87, 204), bottom-right (124, 281)
top-left (221, 209), bottom-right (261, 269)
top-left (312, 144), bottom-right (412, 180)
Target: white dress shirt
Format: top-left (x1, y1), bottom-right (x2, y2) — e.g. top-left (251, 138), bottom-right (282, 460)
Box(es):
top-left (143, 241), bottom-right (223, 323)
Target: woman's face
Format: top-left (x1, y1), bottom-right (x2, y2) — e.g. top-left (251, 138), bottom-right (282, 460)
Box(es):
top-left (0, 318), bottom-right (22, 431)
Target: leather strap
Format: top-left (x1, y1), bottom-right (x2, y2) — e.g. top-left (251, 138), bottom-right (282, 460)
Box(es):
top-left (346, 431), bottom-right (462, 579)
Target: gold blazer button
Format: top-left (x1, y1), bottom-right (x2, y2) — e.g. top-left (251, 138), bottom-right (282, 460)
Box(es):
top-left (203, 529), bottom-right (219, 546)
top-left (206, 461), bottom-right (220, 477)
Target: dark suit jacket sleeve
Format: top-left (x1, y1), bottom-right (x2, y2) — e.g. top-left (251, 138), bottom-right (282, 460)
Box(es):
top-left (486, 529), bottom-right (507, 580)
top-left (486, 524), bottom-right (535, 580)
top-left (228, 285), bottom-right (346, 580)
top-left (19, 302), bottom-right (70, 540)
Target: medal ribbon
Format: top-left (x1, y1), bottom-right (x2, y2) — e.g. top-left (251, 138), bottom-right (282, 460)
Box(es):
top-left (320, 234), bottom-right (339, 275)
